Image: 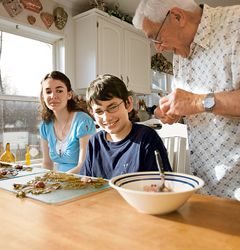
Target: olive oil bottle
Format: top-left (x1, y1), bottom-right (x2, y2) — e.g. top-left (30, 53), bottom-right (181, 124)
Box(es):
top-left (0, 142), bottom-right (16, 163)
top-left (25, 144), bottom-right (31, 165)
top-left (15, 144), bottom-right (21, 162)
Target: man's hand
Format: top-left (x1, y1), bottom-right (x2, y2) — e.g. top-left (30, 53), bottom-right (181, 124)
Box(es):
top-left (154, 88), bottom-right (203, 124)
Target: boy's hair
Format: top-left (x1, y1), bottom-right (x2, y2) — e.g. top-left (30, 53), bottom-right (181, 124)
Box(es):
top-left (86, 74), bottom-right (133, 108)
top-left (86, 74), bottom-right (140, 122)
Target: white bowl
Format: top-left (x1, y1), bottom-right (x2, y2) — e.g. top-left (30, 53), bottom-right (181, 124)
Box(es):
top-left (109, 172), bottom-right (204, 215)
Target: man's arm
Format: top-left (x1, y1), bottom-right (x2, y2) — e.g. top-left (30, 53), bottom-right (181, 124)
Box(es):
top-left (154, 88), bottom-right (240, 124)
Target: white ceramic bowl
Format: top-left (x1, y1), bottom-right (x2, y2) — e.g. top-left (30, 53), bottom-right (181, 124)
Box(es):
top-left (109, 172), bottom-right (204, 215)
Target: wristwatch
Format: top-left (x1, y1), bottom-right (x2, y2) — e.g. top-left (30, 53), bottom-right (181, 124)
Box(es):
top-left (202, 93), bottom-right (215, 112)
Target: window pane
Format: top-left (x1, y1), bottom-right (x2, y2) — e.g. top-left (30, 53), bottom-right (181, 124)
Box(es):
top-left (0, 98), bottom-right (42, 161)
top-left (0, 31), bottom-right (53, 162)
top-left (0, 31), bottom-right (52, 97)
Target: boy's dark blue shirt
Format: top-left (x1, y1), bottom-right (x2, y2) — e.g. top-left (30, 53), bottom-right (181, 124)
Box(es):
top-left (80, 123), bottom-right (172, 179)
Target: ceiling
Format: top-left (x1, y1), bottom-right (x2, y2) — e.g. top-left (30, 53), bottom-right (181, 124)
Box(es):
top-left (55, 0), bottom-right (240, 16)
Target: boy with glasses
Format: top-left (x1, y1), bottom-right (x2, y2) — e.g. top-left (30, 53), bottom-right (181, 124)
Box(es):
top-left (80, 74), bottom-right (171, 179)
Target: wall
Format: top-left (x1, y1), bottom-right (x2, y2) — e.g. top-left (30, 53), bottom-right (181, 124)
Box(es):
top-left (0, 0), bottom-right (64, 35)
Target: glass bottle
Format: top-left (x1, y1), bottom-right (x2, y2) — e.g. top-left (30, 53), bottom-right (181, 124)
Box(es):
top-left (0, 143), bottom-right (4, 157)
top-left (138, 99), bottom-right (150, 122)
top-left (15, 144), bottom-right (21, 162)
top-left (25, 145), bottom-right (31, 165)
top-left (0, 142), bottom-right (16, 163)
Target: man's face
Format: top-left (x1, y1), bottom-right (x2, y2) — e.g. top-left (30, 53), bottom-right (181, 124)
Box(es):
top-left (142, 13), bottom-right (191, 58)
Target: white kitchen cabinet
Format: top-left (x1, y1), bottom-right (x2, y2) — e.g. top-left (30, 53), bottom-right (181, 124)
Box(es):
top-left (73, 8), bottom-right (151, 94)
top-left (124, 30), bottom-right (151, 94)
top-left (97, 18), bottom-right (123, 79)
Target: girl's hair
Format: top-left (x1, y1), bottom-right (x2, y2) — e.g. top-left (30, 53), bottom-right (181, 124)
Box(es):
top-left (39, 71), bottom-right (88, 123)
top-left (133, 0), bottom-right (198, 29)
top-left (86, 74), bottom-right (140, 122)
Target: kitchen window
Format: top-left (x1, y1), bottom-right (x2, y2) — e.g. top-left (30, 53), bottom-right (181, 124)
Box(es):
top-left (0, 29), bottom-right (62, 163)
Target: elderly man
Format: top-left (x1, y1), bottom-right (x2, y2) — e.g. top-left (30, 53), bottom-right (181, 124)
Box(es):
top-left (133, 0), bottom-right (240, 200)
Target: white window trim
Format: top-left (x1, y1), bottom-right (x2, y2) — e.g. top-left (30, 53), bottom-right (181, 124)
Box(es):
top-left (0, 16), bottom-right (63, 44)
top-left (53, 38), bottom-right (65, 72)
top-left (0, 95), bottom-right (38, 102)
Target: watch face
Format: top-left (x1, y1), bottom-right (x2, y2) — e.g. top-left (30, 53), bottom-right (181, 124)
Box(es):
top-left (205, 97), bottom-right (214, 108)
top-left (203, 93), bottom-right (215, 111)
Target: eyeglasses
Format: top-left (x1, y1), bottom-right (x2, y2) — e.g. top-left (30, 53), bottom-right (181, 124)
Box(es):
top-left (93, 101), bottom-right (124, 116)
top-left (150, 11), bottom-right (170, 45)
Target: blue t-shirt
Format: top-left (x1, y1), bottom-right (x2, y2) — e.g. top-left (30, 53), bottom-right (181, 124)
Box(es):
top-left (39, 112), bottom-right (96, 172)
top-left (80, 123), bottom-right (172, 179)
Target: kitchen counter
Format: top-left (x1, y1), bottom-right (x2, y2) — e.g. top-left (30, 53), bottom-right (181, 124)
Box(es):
top-left (137, 118), bottom-right (188, 138)
top-left (0, 188), bottom-right (239, 250)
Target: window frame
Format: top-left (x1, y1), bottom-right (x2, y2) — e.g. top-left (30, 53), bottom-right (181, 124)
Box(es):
top-left (0, 16), bottom-right (65, 72)
top-left (0, 17), bottom-right (65, 163)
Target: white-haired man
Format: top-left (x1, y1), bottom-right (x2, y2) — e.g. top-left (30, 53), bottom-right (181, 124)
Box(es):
top-left (133, 0), bottom-right (240, 200)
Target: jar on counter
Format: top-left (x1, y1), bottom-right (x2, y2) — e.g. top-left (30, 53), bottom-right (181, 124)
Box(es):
top-left (138, 99), bottom-right (151, 122)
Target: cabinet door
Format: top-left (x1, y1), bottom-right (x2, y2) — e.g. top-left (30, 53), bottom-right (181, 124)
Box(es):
top-left (124, 30), bottom-right (151, 94)
top-left (98, 18), bottom-right (123, 78)
top-left (75, 15), bottom-right (98, 89)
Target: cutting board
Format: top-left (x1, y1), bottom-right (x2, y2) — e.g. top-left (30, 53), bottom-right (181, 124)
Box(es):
top-left (0, 165), bottom-right (48, 181)
top-left (0, 173), bottom-right (110, 205)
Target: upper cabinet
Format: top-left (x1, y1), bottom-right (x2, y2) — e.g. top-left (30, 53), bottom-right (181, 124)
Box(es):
top-left (73, 9), bottom-right (151, 94)
top-left (97, 18), bottom-right (123, 81)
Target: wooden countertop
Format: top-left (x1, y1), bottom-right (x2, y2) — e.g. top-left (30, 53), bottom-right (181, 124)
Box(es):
top-left (0, 188), bottom-right (239, 250)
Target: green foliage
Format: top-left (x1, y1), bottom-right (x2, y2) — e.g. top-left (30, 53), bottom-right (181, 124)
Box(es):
top-left (107, 4), bottom-right (133, 24)
top-left (89, 1), bottom-right (133, 24)
top-left (151, 54), bottom-right (173, 75)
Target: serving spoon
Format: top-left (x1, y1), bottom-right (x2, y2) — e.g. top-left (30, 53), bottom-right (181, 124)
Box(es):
top-left (154, 150), bottom-right (171, 192)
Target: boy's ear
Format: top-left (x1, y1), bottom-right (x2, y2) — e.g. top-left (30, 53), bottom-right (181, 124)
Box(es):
top-left (126, 96), bottom-right (134, 112)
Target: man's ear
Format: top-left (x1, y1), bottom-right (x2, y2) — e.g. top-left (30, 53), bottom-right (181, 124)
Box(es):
top-left (170, 7), bottom-right (186, 27)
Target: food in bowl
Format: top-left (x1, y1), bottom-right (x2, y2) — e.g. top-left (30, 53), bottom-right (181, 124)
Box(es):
top-left (109, 172), bottom-right (204, 215)
top-left (143, 184), bottom-right (171, 192)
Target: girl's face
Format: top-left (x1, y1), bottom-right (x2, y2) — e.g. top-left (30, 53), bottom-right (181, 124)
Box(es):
top-left (91, 97), bottom-right (133, 140)
top-left (41, 78), bottom-right (72, 113)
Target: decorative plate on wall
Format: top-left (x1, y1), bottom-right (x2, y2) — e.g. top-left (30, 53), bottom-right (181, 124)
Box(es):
top-left (40, 12), bottom-right (54, 29)
top-left (2, 0), bottom-right (23, 17)
top-left (20, 0), bottom-right (43, 13)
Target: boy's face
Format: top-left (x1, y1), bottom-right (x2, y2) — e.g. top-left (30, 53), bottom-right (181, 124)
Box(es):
top-left (91, 97), bottom-right (133, 139)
